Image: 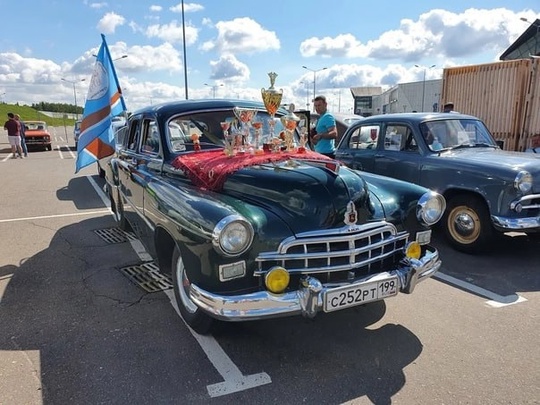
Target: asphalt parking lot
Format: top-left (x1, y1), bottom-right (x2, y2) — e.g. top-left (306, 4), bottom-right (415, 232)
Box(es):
top-left (1, 130), bottom-right (539, 404)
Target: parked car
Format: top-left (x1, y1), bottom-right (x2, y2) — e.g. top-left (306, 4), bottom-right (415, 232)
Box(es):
top-left (73, 119), bottom-right (82, 149)
top-left (23, 120), bottom-right (52, 151)
top-left (103, 99), bottom-right (445, 334)
top-left (335, 112), bottom-right (540, 253)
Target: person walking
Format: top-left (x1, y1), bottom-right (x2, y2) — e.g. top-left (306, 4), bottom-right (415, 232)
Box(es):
top-left (3, 112), bottom-right (24, 159)
top-left (14, 114), bottom-right (28, 157)
top-left (311, 95), bottom-right (338, 159)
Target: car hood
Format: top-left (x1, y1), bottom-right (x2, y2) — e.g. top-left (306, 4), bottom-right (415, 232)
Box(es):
top-left (439, 148), bottom-right (540, 174)
top-left (222, 160), bottom-right (373, 234)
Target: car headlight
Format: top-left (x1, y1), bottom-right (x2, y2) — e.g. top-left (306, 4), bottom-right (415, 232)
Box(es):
top-left (416, 191), bottom-right (446, 226)
top-left (514, 170), bottom-right (533, 194)
top-left (212, 214), bottom-right (254, 257)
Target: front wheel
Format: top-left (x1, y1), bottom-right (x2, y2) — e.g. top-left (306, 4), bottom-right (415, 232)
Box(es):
top-left (172, 246), bottom-right (214, 334)
top-left (443, 195), bottom-right (493, 253)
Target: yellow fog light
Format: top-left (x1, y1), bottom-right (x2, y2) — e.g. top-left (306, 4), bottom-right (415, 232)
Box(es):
top-left (405, 241), bottom-right (421, 260)
top-left (265, 267), bottom-right (290, 294)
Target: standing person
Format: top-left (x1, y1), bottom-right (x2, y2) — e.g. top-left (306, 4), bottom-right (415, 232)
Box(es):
top-left (443, 102), bottom-right (459, 113)
top-left (3, 112), bottom-right (24, 159)
top-left (311, 95), bottom-right (338, 158)
top-left (15, 114), bottom-right (28, 157)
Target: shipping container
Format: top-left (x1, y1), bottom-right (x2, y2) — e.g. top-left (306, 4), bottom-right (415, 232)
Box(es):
top-left (441, 58), bottom-right (540, 151)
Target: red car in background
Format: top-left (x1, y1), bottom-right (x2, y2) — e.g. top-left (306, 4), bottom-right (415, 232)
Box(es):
top-left (24, 121), bottom-right (52, 151)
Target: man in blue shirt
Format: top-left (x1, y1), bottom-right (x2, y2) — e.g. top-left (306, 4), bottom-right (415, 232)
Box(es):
top-left (311, 95), bottom-right (337, 158)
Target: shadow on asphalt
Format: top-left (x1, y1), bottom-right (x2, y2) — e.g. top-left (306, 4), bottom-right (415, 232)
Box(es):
top-left (432, 228), bottom-right (540, 297)
top-left (0, 216), bottom-right (424, 405)
top-left (56, 175), bottom-right (106, 210)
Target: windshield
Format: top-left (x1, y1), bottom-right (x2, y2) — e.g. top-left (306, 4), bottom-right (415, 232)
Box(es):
top-left (166, 109), bottom-right (302, 153)
top-left (420, 119), bottom-right (497, 151)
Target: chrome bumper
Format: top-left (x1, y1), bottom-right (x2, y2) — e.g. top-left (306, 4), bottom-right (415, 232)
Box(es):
top-left (189, 247), bottom-right (441, 322)
top-left (491, 215), bottom-right (540, 231)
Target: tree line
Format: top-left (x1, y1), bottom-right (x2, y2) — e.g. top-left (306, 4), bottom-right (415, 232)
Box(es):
top-left (30, 102), bottom-right (83, 115)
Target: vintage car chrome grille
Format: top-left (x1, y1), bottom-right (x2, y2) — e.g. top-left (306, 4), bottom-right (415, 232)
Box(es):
top-left (255, 221), bottom-right (408, 279)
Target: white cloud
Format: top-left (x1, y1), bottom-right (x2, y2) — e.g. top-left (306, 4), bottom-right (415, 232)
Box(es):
top-left (145, 21), bottom-right (198, 45)
top-left (208, 54), bottom-right (250, 83)
top-left (89, 2), bottom-right (108, 9)
top-left (201, 17), bottom-right (280, 54)
top-left (150, 5), bottom-right (162, 12)
top-left (170, 2), bottom-right (204, 13)
top-left (97, 12), bottom-right (126, 34)
top-left (299, 8), bottom-right (534, 62)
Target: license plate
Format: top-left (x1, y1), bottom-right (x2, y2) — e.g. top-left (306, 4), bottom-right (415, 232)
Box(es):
top-left (323, 277), bottom-right (398, 312)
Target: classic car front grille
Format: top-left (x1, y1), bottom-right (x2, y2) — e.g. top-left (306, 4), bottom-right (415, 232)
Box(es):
top-left (255, 221), bottom-right (408, 282)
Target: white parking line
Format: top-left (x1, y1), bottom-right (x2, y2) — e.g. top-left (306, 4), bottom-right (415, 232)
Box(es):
top-left (434, 272), bottom-right (527, 307)
top-left (0, 210), bottom-right (110, 223)
top-left (85, 174), bottom-right (273, 397)
top-left (164, 290), bottom-right (272, 398)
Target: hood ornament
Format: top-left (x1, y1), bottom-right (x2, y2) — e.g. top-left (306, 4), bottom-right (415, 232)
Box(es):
top-left (344, 201), bottom-right (358, 226)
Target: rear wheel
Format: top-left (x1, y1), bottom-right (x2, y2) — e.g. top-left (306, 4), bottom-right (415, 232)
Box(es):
top-left (172, 246), bottom-right (214, 334)
top-left (443, 195), bottom-right (493, 253)
top-left (111, 186), bottom-right (131, 232)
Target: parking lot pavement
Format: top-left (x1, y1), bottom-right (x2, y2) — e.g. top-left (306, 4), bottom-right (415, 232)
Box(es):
top-left (1, 136), bottom-right (539, 404)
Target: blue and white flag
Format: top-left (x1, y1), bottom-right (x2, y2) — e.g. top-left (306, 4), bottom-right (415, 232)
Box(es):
top-left (75, 34), bottom-right (127, 173)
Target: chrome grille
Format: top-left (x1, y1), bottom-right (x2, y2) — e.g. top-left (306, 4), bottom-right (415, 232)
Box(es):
top-left (255, 221), bottom-right (408, 276)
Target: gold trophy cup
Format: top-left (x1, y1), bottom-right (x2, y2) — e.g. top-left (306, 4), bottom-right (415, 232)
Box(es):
top-left (261, 72), bottom-right (283, 144)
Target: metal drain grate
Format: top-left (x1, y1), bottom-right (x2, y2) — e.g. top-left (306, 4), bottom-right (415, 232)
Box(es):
top-left (118, 262), bottom-right (173, 293)
top-left (94, 227), bottom-right (136, 244)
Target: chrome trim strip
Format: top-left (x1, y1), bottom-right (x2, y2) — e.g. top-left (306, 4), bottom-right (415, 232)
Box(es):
top-left (509, 193), bottom-right (540, 211)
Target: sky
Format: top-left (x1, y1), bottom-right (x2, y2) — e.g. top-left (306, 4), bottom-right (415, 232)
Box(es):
top-left (0, 0), bottom-right (538, 113)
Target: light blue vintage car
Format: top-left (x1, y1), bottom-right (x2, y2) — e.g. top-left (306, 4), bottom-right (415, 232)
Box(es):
top-left (336, 112), bottom-right (540, 253)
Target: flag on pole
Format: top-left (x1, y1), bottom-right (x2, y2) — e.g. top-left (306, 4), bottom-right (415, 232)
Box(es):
top-left (75, 34), bottom-right (127, 173)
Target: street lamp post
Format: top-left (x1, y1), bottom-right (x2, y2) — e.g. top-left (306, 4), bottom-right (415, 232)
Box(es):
top-left (204, 83), bottom-right (223, 98)
top-left (61, 78), bottom-right (86, 119)
top-left (0, 92), bottom-right (5, 103)
top-left (414, 64), bottom-right (436, 112)
top-left (302, 65), bottom-right (327, 110)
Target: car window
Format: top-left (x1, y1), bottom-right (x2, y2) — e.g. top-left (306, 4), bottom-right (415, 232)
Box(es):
top-left (384, 124), bottom-right (417, 152)
top-left (141, 119), bottom-right (160, 155)
top-left (348, 125), bottom-right (380, 149)
top-left (127, 120), bottom-right (141, 151)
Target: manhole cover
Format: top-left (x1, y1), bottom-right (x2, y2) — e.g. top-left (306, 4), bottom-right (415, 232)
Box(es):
top-left (94, 227), bottom-right (136, 244)
top-left (118, 262), bottom-right (173, 293)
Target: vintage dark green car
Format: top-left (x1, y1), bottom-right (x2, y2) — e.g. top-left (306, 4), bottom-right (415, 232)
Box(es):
top-left (104, 99), bottom-right (446, 334)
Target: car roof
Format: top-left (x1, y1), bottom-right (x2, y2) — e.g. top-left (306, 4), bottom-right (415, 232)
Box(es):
top-left (130, 99), bottom-right (290, 120)
top-left (355, 112), bottom-right (479, 125)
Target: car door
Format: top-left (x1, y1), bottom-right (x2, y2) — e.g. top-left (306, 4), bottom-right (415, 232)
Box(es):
top-left (371, 123), bottom-right (423, 184)
top-left (118, 116), bottom-right (163, 255)
top-left (336, 122), bottom-right (381, 172)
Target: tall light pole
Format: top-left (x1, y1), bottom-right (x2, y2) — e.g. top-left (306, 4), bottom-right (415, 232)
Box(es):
top-left (414, 64), bottom-right (436, 112)
top-left (61, 78), bottom-right (86, 119)
top-left (0, 92), bottom-right (5, 103)
top-left (181, 0), bottom-right (189, 99)
top-left (302, 65), bottom-right (327, 110)
top-left (204, 83), bottom-right (223, 98)
top-left (300, 81), bottom-right (310, 109)
top-left (520, 17), bottom-right (540, 56)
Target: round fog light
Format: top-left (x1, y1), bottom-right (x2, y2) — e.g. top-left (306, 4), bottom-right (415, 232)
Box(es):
top-left (265, 267), bottom-right (290, 294)
top-left (405, 241), bottom-right (421, 260)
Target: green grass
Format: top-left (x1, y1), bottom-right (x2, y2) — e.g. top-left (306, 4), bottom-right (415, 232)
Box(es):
top-left (0, 103), bottom-right (77, 126)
